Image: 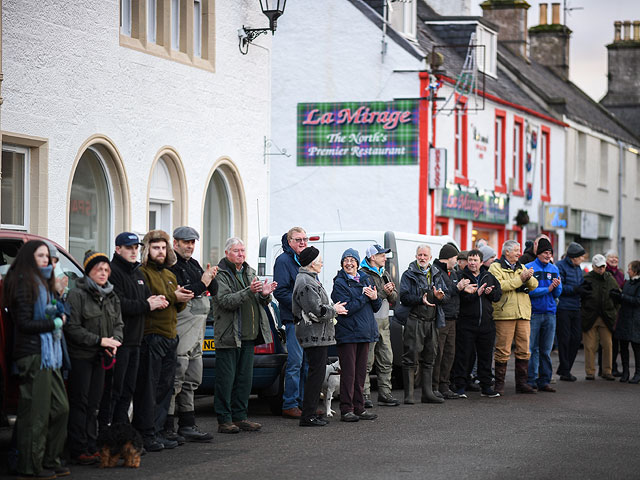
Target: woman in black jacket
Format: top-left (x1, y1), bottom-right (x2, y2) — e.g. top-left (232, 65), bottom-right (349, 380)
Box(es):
top-left (3, 240), bottom-right (70, 479)
top-left (612, 260), bottom-right (640, 383)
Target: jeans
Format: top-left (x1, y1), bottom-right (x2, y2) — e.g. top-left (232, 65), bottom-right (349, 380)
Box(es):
top-left (556, 309), bottom-right (581, 376)
top-left (528, 313), bottom-right (556, 387)
top-left (282, 322), bottom-right (307, 410)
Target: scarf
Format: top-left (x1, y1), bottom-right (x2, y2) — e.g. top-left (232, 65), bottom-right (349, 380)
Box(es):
top-left (35, 266), bottom-right (63, 370)
top-left (85, 276), bottom-right (115, 296)
top-left (360, 257), bottom-right (384, 276)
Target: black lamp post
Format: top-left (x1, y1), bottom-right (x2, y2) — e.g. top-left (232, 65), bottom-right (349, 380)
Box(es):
top-left (238, 0), bottom-right (287, 54)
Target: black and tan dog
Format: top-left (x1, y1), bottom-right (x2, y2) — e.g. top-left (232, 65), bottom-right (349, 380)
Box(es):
top-left (97, 423), bottom-right (144, 468)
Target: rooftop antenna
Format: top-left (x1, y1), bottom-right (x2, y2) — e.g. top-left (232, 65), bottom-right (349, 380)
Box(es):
top-left (563, 0), bottom-right (583, 26)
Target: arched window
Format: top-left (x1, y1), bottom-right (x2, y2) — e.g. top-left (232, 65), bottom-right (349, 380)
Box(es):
top-left (149, 157), bottom-right (174, 232)
top-left (202, 160), bottom-right (246, 265)
top-left (68, 147), bottom-right (112, 262)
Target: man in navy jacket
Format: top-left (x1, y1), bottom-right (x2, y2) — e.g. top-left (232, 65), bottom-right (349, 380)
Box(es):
top-left (526, 238), bottom-right (562, 392)
top-left (273, 227), bottom-right (309, 419)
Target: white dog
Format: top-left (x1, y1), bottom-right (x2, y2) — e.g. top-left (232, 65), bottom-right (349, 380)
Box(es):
top-left (322, 360), bottom-right (341, 417)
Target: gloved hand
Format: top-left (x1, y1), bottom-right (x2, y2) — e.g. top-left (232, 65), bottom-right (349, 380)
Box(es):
top-left (609, 289), bottom-right (622, 302)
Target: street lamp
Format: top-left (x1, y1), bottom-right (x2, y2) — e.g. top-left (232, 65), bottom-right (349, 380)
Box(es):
top-left (238, 0), bottom-right (287, 54)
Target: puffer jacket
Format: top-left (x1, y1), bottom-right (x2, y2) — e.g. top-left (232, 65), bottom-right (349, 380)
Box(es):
top-left (526, 258), bottom-right (562, 314)
top-left (457, 266), bottom-right (502, 329)
top-left (399, 261), bottom-right (449, 326)
top-left (613, 277), bottom-right (640, 343)
top-left (359, 258), bottom-right (398, 321)
top-left (557, 256), bottom-right (584, 311)
top-left (581, 270), bottom-right (620, 332)
top-left (273, 233), bottom-right (300, 325)
top-left (432, 259), bottom-right (460, 320)
top-left (331, 268), bottom-right (381, 344)
top-left (488, 257), bottom-right (539, 321)
top-left (292, 267), bottom-right (336, 348)
top-left (212, 258), bottom-right (273, 349)
top-left (65, 277), bottom-right (124, 360)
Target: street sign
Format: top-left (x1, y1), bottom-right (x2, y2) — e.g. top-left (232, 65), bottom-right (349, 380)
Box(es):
top-left (429, 148), bottom-right (447, 189)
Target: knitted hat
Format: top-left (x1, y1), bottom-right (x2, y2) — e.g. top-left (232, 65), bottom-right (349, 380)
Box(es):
top-left (299, 246), bottom-right (320, 267)
top-left (44, 240), bottom-right (59, 260)
top-left (439, 243), bottom-right (459, 260)
top-left (566, 242), bottom-right (585, 259)
top-left (536, 238), bottom-right (553, 255)
top-left (479, 245), bottom-right (497, 262)
top-left (83, 250), bottom-right (110, 275)
top-left (341, 248), bottom-right (360, 266)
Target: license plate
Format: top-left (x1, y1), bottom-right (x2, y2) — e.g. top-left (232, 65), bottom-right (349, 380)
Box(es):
top-left (202, 339), bottom-right (215, 351)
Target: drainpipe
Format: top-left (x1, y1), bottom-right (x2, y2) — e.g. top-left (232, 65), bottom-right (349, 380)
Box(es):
top-left (617, 140), bottom-right (624, 261)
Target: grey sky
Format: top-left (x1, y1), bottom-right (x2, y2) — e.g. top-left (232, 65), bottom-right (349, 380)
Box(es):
top-left (470, 0), bottom-right (638, 101)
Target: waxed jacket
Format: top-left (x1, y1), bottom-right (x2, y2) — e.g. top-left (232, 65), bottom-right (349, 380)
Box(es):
top-left (399, 261), bottom-right (449, 327)
top-left (273, 233), bottom-right (300, 325)
top-left (488, 257), bottom-right (539, 321)
top-left (109, 253), bottom-right (151, 346)
top-left (526, 258), bottom-right (562, 314)
top-left (65, 277), bottom-right (124, 360)
top-left (581, 270), bottom-right (620, 332)
top-left (292, 267), bottom-right (336, 348)
top-left (432, 259), bottom-right (460, 320)
top-left (331, 268), bottom-right (381, 344)
top-left (614, 277), bottom-right (640, 343)
top-left (458, 266), bottom-right (502, 329)
top-left (557, 257), bottom-right (584, 311)
top-left (212, 258), bottom-right (273, 349)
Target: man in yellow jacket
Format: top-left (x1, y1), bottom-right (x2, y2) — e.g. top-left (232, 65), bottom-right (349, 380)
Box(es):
top-left (488, 240), bottom-right (539, 394)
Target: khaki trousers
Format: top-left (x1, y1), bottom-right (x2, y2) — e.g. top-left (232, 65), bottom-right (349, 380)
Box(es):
top-left (364, 317), bottom-right (393, 396)
top-left (494, 319), bottom-right (531, 363)
top-left (583, 317), bottom-right (612, 376)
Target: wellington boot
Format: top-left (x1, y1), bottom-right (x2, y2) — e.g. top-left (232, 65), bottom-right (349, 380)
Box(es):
top-left (515, 359), bottom-right (535, 394)
top-left (421, 367), bottom-right (444, 404)
top-left (403, 367), bottom-right (416, 404)
top-left (494, 361), bottom-right (508, 395)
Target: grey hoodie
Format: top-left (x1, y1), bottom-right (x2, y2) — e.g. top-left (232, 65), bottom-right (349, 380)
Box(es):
top-left (292, 267), bottom-right (337, 348)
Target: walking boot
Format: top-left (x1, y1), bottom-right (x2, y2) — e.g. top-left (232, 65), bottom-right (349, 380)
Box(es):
top-left (494, 361), bottom-right (508, 395)
top-left (629, 371), bottom-right (640, 384)
top-left (162, 415), bottom-right (186, 445)
top-left (403, 367), bottom-right (416, 404)
top-left (421, 367), bottom-right (444, 404)
top-left (620, 364), bottom-right (630, 383)
top-left (515, 359), bottom-right (535, 394)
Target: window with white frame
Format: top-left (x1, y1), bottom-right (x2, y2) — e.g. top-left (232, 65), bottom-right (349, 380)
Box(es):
top-left (512, 118), bottom-right (524, 194)
top-left (540, 128), bottom-right (550, 200)
top-left (388, 0), bottom-right (417, 39)
top-left (194, 0), bottom-right (202, 57)
top-left (1, 145), bottom-right (29, 230)
top-left (599, 140), bottom-right (609, 189)
top-left (494, 113), bottom-right (505, 189)
top-left (455, 108), bottom-right (463, 176)
top-left (171, 0), bottom-right (180, 50)
top-left (476, 24), bottom-right (497, 77)
top-left (148, 0), bottom-right (157, 43)
top-left (575, 131), bottom-right (586, 183)
top-left (121, 0), bottom-right (132, 36)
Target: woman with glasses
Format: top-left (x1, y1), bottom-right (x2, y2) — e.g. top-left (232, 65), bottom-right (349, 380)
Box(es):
top-left (331, 248), bottom-right (381, 422)
top-left (292, 246), bottom-right (347, 426)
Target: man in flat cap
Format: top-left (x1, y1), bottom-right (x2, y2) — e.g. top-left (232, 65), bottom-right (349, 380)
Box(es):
top-left (165, 226), bottom-right (218, 442)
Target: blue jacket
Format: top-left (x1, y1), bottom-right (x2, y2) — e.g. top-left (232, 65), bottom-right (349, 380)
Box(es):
top-left (526, 258), bottom-right (562, 314)
top-left (331, 268), bottom-right (381, 344)
top-left (557, 257), bottom-right (584, 311)
top-left (273, 233), bottom-right (300, 324)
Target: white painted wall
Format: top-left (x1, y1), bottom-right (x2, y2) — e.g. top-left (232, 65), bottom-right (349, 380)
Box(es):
top-left (269, 0), bottom-right (425, 236)
top-left (2, 0), bottom-right (272, 264)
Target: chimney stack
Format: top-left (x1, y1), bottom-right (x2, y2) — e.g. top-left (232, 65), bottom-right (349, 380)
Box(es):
top-left (480, 0), bottom-right (531, 58)
top-left (601, 20), bottom-right (640, 136)
top-left (528, 2), bottom-right (571, 78)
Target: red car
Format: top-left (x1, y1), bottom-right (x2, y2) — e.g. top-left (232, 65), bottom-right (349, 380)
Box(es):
top-left (0, 231), bottom-right (84, 423)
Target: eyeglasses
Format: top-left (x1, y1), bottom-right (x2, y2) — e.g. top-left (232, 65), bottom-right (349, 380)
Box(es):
top-left (292, 237), bottom-right (309, 244)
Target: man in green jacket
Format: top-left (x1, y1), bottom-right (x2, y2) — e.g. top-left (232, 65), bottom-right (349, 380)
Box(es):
top-left (212, 237), bottom-right (277, 434)
top-left (133, 230), bottom-right (193, 452)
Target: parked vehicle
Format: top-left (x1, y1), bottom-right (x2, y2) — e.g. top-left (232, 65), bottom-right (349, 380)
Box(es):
top-left (198, 301), bottom-right (288, 415)
top-left (258, 231), bottom-right (458, 386)
top-left (0, 231), bottom-right (84, 424)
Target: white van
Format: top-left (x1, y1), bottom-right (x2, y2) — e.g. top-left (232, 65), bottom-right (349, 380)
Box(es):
top-left (258, 231), bottom-right (458, 380)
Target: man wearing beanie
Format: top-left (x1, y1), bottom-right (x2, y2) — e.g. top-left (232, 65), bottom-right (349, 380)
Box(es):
top-left (556, 242), bottom-right (586, 381)
top-left (431, 244), bottom-right (463, 399)
top-left (133, 230), bottom-right (194, 452)
top-left (478, 245), bottom-right (497, 268)
top-left (360, 244), bottom-right (400, 407)
top-left (525, 238), bottom-right (562, 392)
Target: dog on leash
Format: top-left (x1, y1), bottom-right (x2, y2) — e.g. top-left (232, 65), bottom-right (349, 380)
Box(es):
top-left (322, 360), bottom-right (341, 417)
top-left (97, 423), bottom-right (144, 468)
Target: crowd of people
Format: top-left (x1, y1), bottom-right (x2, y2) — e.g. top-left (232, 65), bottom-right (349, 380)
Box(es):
top-left (4, 226), bottom-right (640, 478)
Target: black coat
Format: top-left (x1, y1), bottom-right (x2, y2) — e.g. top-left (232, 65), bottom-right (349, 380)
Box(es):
top-left (399, 261), bottom-right (449, 324)
top-left (170, 252), bottom-right (218, 298)
top-left (432, 259), bottom-right (460, 320)
top-left (109, 253), bottom-right (151, 346)
top-left (457, 266), bottom-right (502, 330)
top-left (614, 277), bottom-right (640, 343)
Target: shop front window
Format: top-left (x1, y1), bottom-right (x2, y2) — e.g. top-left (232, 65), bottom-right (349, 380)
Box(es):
top-left (203, 169), bottom-right (231, 266)
top-left (69, 148), bottom-right (111, 263)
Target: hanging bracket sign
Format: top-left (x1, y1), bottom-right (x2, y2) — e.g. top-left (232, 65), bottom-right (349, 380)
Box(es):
top-left (429, 148), bottom-right (447, 189)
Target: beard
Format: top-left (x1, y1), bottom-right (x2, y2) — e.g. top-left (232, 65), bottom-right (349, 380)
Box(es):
top-left (151, 253), bottom-right (166, 264)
